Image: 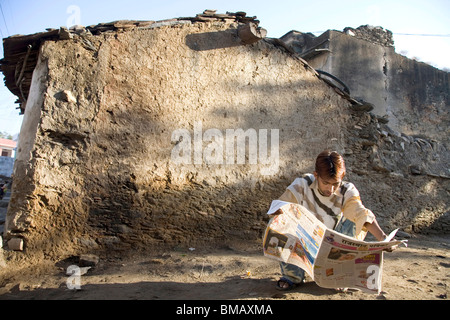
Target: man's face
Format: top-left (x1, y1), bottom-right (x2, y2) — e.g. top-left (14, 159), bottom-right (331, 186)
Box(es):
top-left (314, 172), bottom-right (342, 197)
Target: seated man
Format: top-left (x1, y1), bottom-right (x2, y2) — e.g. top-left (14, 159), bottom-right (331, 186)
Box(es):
top-left (274, 150), bottom-right (389, 290)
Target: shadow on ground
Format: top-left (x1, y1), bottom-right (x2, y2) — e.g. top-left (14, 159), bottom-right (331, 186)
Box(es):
top-left (0, 275), bottom-right (337, 300)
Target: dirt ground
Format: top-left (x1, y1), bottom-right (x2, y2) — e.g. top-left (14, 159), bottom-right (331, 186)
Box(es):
top-left (0, 233), bottom-right (448, 301)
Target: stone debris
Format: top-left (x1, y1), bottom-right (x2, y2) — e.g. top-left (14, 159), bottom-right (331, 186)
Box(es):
top-left (343, 25), bottom-right (394, 47)
top-left (79, 254), bottom-right (100, 267)
top-left (57, 90), bottom-right (77, 103)
top-left (346, 109), bottom-right (449, 180)
top-left (7, 238), bottom-right (23, 251)
top-left (86, 10), bottom-right (261, 34)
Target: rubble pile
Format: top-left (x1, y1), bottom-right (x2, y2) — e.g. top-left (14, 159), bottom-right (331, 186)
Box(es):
top-left (343, 25), bottom-right (394, 47)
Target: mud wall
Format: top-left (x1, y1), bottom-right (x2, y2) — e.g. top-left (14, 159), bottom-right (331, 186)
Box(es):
top-left (4, 20), bottom-right (351, 259)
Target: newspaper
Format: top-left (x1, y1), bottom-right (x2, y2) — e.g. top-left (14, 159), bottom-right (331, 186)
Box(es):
top-left (263, 200), bottom-right (407, 294)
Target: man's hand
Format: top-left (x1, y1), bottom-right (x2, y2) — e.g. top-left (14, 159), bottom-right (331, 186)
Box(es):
top-left (383, 243), bottom-right (398, 252)
top-left (364, 219), bottom-right (388, 242)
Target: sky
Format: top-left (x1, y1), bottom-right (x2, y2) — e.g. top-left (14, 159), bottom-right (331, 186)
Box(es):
top-left (0, 0), bottom-right (449, 136)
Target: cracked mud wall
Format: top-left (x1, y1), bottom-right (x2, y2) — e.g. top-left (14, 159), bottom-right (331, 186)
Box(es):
top-left (4, 21), bottom-right (351, 260)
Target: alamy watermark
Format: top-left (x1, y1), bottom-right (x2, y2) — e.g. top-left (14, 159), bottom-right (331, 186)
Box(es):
top-left (66, 5), bottom-right (81, 28)
top-left (170, 121), bottom-right (279, 175)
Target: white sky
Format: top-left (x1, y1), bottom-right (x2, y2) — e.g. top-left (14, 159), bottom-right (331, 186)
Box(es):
top-left (0, 0), bottom-right (449, 136)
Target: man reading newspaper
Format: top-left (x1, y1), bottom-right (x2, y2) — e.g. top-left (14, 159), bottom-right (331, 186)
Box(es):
top-left (267, 150), bottom-right (398, 291)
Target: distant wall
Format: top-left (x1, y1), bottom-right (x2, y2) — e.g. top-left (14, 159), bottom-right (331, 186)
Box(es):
top-left (387, 52), bottom-right (449, 138)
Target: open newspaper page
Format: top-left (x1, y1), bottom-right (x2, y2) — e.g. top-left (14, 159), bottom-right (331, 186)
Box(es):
top-left (263, 200), bottom-right (325, 277)
top-left (263, 200), bottom-right (406, 294)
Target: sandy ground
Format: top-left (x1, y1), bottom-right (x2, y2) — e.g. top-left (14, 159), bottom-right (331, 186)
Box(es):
top-left (0, 234), bottom-right (448, 301)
